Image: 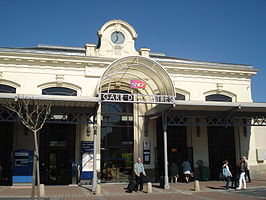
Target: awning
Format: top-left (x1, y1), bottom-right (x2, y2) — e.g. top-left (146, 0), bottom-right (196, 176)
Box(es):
top-left (0, 93), bottom-right (98, 108)
top-left (146, 101), bottom-right (266, 126)
top-left (97, 56), bottom-right (175, 97)
top-left (0, 93), bottom-right (99, 124)
top-left (147, 101), bottom-right (266, 115)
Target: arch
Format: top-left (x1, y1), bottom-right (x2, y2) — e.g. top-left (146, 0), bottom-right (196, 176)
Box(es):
top-left (42, 87), bottom-right (77, 96)
top-left (0, 80), bottom-right (20, 89)
top-left (38, 82), bottom-right (81, 95)
top-left (98, 19), bottom-right (138, 40)
top-left (0, 84), bottom-right (16, 93)
top-left (175, 88), bottom-right (190, 101)
top-left (204, 90), bottom-right (236, 102)
top-left (97, 56), bottom-right (175, 97)
top-left (206, 94), bottom-right (232, 102)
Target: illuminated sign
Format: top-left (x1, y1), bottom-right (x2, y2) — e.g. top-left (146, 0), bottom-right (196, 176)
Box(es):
top-left (130, 80), bottom-right (146, 89)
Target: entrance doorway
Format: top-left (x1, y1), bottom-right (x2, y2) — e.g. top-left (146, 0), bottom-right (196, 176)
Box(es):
top-left (156, 120), bottom-right (187, 181)
top-left (0, 122), bottom-right (13, 185)
top-left (40, 124), bottom-right (75, 185)
top-left (208, 126), bottom-right (236, 179)
top-left (100, 102), bottom-right (133, 183)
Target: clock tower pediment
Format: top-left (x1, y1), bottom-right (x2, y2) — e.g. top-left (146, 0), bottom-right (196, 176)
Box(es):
top-left (96, 19), bottom-right (139, 58)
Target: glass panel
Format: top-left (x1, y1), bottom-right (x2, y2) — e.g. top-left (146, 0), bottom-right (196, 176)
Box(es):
top-left (42, 87), bottom-right (77, 96)
top-left (175, 93), bottom-right (185, 100)
top-left (0, 84), bottom-right (16, 93)
top-left (206, 94), bottom-right (232, 102)
top-left (101, 100), bottom-right (133, 183)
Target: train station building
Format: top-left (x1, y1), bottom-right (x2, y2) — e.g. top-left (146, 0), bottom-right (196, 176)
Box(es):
top-left (0, 19), bottom-right (266, 186)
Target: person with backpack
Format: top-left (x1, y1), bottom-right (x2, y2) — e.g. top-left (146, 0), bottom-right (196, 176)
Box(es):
top-left (222, 160), bottom-right (232, 190)
top-left (236, 156), bottom-right (248, 190)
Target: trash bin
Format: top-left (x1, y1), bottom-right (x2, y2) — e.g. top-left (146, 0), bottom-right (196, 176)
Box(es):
top-left (197, 160), bottom-right (208, 181)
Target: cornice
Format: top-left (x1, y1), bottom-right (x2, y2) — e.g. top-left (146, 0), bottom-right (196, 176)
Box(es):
top-left (0, 51), bottom-right (113, 69)
top-left (161, 62), bottom-right (257, 79)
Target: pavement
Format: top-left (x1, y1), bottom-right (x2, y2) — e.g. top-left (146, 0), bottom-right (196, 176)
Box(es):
top-left (0, 177), bottom-right (265, 200)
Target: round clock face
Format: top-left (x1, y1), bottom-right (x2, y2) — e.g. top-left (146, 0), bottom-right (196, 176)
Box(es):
top-left (111, 31), bottom-right (125, 44)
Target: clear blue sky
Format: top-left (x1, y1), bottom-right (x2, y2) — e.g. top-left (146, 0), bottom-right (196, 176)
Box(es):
top-left (0, 0), bottom-right (265, 102)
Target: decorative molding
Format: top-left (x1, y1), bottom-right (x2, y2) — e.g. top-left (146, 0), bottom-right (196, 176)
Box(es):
top-left (216, 83), bottom-right (223, 93)
top-left (56, 74), bottom-right (64, 85)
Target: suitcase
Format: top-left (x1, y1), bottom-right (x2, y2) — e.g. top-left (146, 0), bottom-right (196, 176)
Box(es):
top-left (127, 180), bottom-right (137, 192)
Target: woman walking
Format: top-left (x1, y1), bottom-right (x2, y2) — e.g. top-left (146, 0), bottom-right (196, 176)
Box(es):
top-left (222, 160), bottom-right (232, 190)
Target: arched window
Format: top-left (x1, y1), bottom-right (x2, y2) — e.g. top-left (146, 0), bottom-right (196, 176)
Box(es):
top-left (206, 94), bottom-right (232, 102)
top-left (42, 87), bottom-right (77, 96)
top-left (0, 84), bottom-right (16, 93)
top-left (175, 93), bottom-right (185, 100)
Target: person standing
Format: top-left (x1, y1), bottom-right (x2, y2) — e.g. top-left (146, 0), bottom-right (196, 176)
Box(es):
top-left (236, 156), bottom-right (247, 190)
top-left (222, 160), bottom-right (232, 190)
top-left (0, 164), bottom-right (2, 181)
top-left (243, 156), bottom-right (251, 183)
top-left (182, 160), bottom-right (192, 183)
top-left (134, 157), bottom-right (146, 191)
top-left (168, 162), bottom-right (179, 183)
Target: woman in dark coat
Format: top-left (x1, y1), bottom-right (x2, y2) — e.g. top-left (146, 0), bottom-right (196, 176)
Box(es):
top-left (168, 163), bottom-right (179, 183)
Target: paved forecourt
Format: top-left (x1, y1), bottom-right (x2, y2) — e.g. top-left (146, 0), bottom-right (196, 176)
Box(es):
top-left (0, 178), bottom-right (265, 200)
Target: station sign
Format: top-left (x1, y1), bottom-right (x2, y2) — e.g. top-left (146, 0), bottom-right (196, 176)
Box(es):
top-left (100, 92), bottom-right (175, 104)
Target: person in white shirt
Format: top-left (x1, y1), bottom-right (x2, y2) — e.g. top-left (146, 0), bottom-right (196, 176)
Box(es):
top-left (134, 157), bottom-right (146, 191)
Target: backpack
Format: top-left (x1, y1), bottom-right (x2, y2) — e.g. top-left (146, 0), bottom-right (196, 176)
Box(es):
top-left (222, 167), bottom-right (229, 177)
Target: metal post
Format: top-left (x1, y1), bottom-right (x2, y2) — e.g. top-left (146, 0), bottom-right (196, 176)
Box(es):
top-left (92, 123), bottom-right (98, 192)
top-left (163, 114), bottom-right (170, 189)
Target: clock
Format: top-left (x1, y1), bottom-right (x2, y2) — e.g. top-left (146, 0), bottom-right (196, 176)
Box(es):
top-left (111, 31), bottom-right (125, 44)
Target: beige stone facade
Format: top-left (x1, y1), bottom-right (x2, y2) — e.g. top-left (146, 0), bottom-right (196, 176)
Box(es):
top-left (0, 19), bottom-right (265, 185)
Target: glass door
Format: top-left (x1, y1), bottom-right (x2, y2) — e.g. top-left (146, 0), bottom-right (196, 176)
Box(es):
top-left (100, 102), bottom-right (133, 183)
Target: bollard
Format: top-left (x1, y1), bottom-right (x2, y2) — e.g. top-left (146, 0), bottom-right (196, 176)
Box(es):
top-left (95, 184), bottom-right (102, 196)
top-left (147, 182), bottom-right (152, 193)
top-left (194, 180), bottom-right (200, 191)
top-left (40, 184), bottom-right (45, 197)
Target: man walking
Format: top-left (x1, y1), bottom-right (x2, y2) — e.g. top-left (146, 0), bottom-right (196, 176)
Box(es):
top-left (134, 157), bottom-right (146, 191)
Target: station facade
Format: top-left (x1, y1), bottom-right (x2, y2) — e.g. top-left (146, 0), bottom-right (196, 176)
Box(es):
top-left (0, 19), bottom-right (266, 186)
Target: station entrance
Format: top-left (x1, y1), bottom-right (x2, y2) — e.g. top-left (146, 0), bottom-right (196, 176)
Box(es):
top-left (156, 122), bottom-right (187, 181)
top-left (208, 126), bottom-right (236, 179)
top-left (40, 124), bottom-right (76, 185)
top-left (100, 101), bottom-right (134, 182)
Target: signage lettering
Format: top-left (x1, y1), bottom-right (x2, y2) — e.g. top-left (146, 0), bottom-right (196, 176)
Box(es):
top-left (101, 93), bottom-right (175, 104)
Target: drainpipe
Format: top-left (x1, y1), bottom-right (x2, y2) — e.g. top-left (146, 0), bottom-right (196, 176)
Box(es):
top-left (163, 113), bottom-right (170, 189)
top-left (92, 122), bottom-right (98, 192)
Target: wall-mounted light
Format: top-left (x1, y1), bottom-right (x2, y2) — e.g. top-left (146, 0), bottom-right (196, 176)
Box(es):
top-left (93, 123), bottom-right (98, 135)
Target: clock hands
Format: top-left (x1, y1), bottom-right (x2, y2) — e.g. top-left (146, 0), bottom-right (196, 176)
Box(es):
top-left (114, 33), bottom-right (119, 43)
top-left (111, 31), bottom-right (124, 44)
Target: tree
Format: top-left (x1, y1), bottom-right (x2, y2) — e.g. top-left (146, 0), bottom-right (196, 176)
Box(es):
top-left (2, 96), bottom-right (51, 200)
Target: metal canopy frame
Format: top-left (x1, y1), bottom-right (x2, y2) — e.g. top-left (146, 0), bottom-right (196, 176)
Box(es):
top-left (97, 56), bottom-right (175, 96)
top-left (146, 101), bottom-right (266, 127)
top-left (0, 106), bottom-right (95, 124)
top-left (0, 94), bottom-right (98, 124)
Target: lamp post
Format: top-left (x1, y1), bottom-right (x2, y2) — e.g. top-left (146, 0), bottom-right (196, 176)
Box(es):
top-left (92, 122), bottom-right (98, 192)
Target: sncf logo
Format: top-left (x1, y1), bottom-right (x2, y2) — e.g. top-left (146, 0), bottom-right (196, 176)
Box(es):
top-left (130, 80), bottom-right (146, 89)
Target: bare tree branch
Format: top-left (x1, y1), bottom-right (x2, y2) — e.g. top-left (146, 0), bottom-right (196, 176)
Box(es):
top-left (1, 96), bottom-right (52, 200)
top-left (2, 97), bottom-right (51, 132)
